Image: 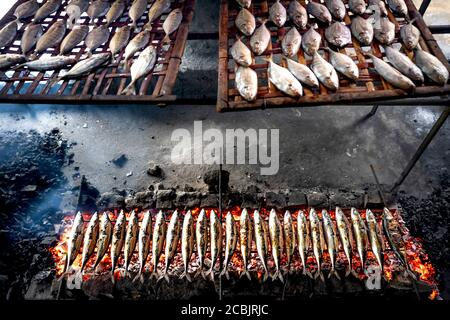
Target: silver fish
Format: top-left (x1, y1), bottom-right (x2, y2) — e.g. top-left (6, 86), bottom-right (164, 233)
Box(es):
top-left (87, 0), bottom-right (110, 21)
top-left (220, 211), bottom-right (238, 279)
top-left (282, 27), bottom-right (301, 57)
top-left (0, 54), bottom-right (26, 70)
top-left (325, 0), bottom-right (346, 21)
top-left (311, 52), bottom-right (339, 91)
top-left (366, 209), bottom-right (384, 273)
top-left (129, 0), bottom-right (148, 30)
top-left (325, 22), bottom-right (352, 48)
top-left (288, 0), bottom-right (308, 29)
top-left (269, 0), bottom-right (287, 28)
top-left (239, 208), bottom-right (253, 280)
top-left (80, 212), bottom-right (99, 273)
top-left (61, 52), bottom-right (111, 79)
top-left (349, 0), bottom-right (367, 15)
top-left (161, 210), bottom-right (181, 283)
top-left (414, 48), bottom-right (449, 85)
top-left (262, 219), bottom-right (270, 260)
top-left (309, 208), bottom-right (324, 280)
top-left (195, 209), bottom-right (208, 278)
top-left (93, 212), bottom-right (113, 270)
top-left (335, 207), bottom-right (353, 276)
top-left (136, 210), bottom-right (152, 278)
top-left (180, 210), bottom-right (195, 281)
top-left (151, 210), bottom-right (166, 278)
top-left (302, 27), bottom-right (321, 56)
top-left (123, 30), bottom-right (151, 66)
top-left (385, 46), bottom-right (424, 82)
top-left (325, 47), bottom-right (359, 80)
top-left (350, 208), bottom-right (368, 271)
top-left (15, 56), bottom-right (76, 71)
top-left (283, 210), bottom-right (295, 268)
top-left (207, 210), bottom-right (222, 281)
top-left (21, 23), bottom-right (43, 54)
top-left (322, 210), bottom-right (340, 279)
top-left (110, 210), bottom-right (126, 280)
top-left (400, 19), bottom-right (420, 51)
top-left (162, 8), bottom-right (183, 43)
top-left (368, 0), bottom-right (388, 17)
top-left (64, 212), bottom-right (84, 273)
top-left (266, 58), bottom-right (303, 97)
top-left (34, 0), bottom-right (62, 23)
top-left (60, 25), bottom-right (89, 55)
top-left (269, 209), bottom-right (284, 282)
top-left (307, 1), bottom-right (332, 24)
top-left (106, 0), bottom-right (127, 26)
top-left (297, 210), bottom-right (311, 277)
top-left (235, 66), bottom-right (258, 101)
top-left (366, 52), bottom-right (416, 90)
top-left (147, 0), bottom-right (171, 26)
top-left (231, 37), bottom-right (252, 67)
top-left (285, 57), bottom-right (319, 88)
top-left (236, 0), bottom-right (251, 8)
top-left (253, 210), bottom-right (269, 281)
top-left (66, 0), bottom-right (89, 29)
top-left (374, 17), bottom-right (395, 45)
top-left (110, 25), bottom-right (131, 60)
top-left (85, 25), bottom-right (111, 56)
top-left (121, 45), bottom-right (157, 95)
top-left (351, 16), bottom-right (374, 46)
top-left (34, 20), bottom-right (66, 56)
top-left (123, 210), bottom-right (139, 277)
top-left (0, 21), bottom-right (18, 49)
top-left (14, 0), bottom-right (40, 21)
top-left (235, 8), bottom-right (256, 36)
top-left (250, 20), bottom-right (270, 55)
top-left (387, 0), bottom-right (407, 17)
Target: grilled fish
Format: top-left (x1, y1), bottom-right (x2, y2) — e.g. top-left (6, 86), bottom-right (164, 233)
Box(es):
top-left (151, 210), bottom-right (166, 278)
top-left (322, 210), bottom-right (340, 279)
top-left (374, 17), bottom-right (395, 45)
top-left (206, 210), bottom-right (222, 281)
top-left (110, 210), bottom-right (126, 281)
top-left (283, 210), bottom-right (295, 268)
top-left (387, 0), bottom-right (407, 17)
top-left (325, 22), bottom-right (351, 48)
top-left (231, 37), bottom-right (252, 67)
top-left (15, 56), bottom-right (76, 71)
top-left (34, 0), bottom-right (62, 23)
top-left (85, 25), bottom-right (110, 56)
top-left (0, 54), bottom-right (26, 70)
top-left (250, 20), bottom-right (270, 55)
top-left (93, 212), bottom-right (113, 270)
top-left (180, 210), bottom-right (195, 281)
top-left (366, 209), bottom-right (384, 274)
top-left (60, 25), bottom-right (89, 55)
top-left (129, 0), bottom-right (148, 30)
top-left (236, 0), bottom-right (251, 8)
top-left (34, 21), bottom-right (66, 57)
top-left (66, 0), bottom-right (89, 29)
top-left (161, 210), bottom-right (181, 283)
top-left (147, 0), bottom-right (171, 26)
top-left (121, 45), bottom-right (157, 95)
top-left (269, 0), bottom-right (287, 28)
top-left (306, 1), bottom-right (332, 24)
top-left (123, 210), bottom-right (139, 277)
top-left (351, 16), bottom-right (374, 46)
top-left (325, 0), bottom-right (346, 21)
top-left (262, 219), bottom-right (270, 259)
top-left (311, 52), bottom-right (339, 91)
top-left (350, 208), bottom-right (368, 272)
top-left (0, 21), bottom-right (18, 49)
top-left (282, 27), bottom-right (301, 57)
top-left (21, 23), bottom-right (43, 55)
top-left (325, 47), bottom-right (359, 80)
top-left (14, 0), bottom-right (39, 21)
top-left (253, 210), bottom-right (269, 281)
top-left (309, 208), bottom-right (324, 281)
top-left (123, 30), bottom-right (150, 67)
top-left (235, 8), bottom-right (256, 36)
top-left (414, 48), bottom-right (449, 85)
top-left (335, 207), bottom-right (353, 276)
top-left (349, 0), bottom-right (366, 15)
top-left (87, 0), bottom-right (110, 22)
top-left (239, 208), bottom-right (253, 280)
top-left (266, 57), bottom-right (303, 97)
top-left (195, 209), bottom-right (208, 279)
top-left (368, 0), bottom-right (388, 16)
top-left (400, 19), bottom-right (420, 51)
top-left (136, 210), bottom-right (152, 280)
top-left (80, 212), bottom-right (99, 273)
top-left (286, 57), bottom-right (319, 88)
top-left (110, 25), bottom-right (131, 61)
top-left (297, 210), bottom-right (311, 277)
top-left (60, 52), bottom-right (111, 79)
top-left (162, 8), bottom-right (183, 43)
top-left (64, 212), bottom-right (84, 273)
top-left (269, 209), bottom-right (284, 282)
top-left (220, 211), bottom-right (238, 279)
top-left (106, 0), bottom-right (127, 26)
top-left (288, 0), bottom-right (308, 29)
top-left (366, 52), bottom-right (416, 90)
top-left (385, 46), bottom-right (424, 82)
top-left (302, 27), bottom-right (321, 56)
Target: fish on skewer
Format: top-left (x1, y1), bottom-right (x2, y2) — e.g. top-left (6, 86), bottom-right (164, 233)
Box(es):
top-left (309, 208), bottom-right (324, 281)
top-left (366, 209), bottom-right (385, 275)
top-left (63, 212), bottom-right (84, 274)
top-left (195, 209), bottom-right (208, 279)
top-left (285, 57), bottom-right (319, 89)
top-left (350, 208), bottom-right (368, 274)
top-left (335, 207), bottom-right (354, 277)
top-left (93, 212), bottom-right (113, 270)
top-left (253, 210), bottom-right (269, 281)
top-left (220, 211), bottom-right (238, 279)
top-left (297, 210), bottom-right (311, 277)
top-left (34, 0), bottom-right (62, 23)
top-left (120, 45), bottom-right (157, 95)
top-left (288, 0), bottom-right (308, 29)
top-left (80, 212), bottom-right (100, 274)
top-left (123, 210), bottom-right (139, 277)
top-left (150, 210), bottom-right (167, 278)
top-left (21, 23), bottom-right (43, 55)
top-left (206, 210), bottom-right (222, 281)
top-left (160, 210), bottom-right (181, 283)
top-left (180, 210), bottom-right (195, 281)
top-left (268, 209), bottom-right (284, 282)
top-left (239, 208), bottom-right (253, 280)
top-left (283, 210), bottom-right (296, 269)
top-left (322, 210), bottom-right (340, 279)
top-left (135, 210), bottom-right (152, 282)
top-left (110, 210), bottom-right (126, 282)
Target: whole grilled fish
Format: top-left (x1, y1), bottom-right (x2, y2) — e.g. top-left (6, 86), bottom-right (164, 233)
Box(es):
top-left (129, 0), bottom-right (148, 30)
top-left (350, 208), bottom-right (368, 272)
top-left (147, 0), bottom-right (171, 27)
top-left (85, 25), bottom-right (111, 56)
top-left (93, 212), bottom-right (113, 270)
top-left (311, 52), bottom-right (339, 91)
top-left (302, 27), bottom-right (321, 56)
top-left (368, 0), bottom-right (388, 17)
top-left (374, 17), bottom-right (395, 45)
top-left (220, 212), bottom-right (238, 279)
top-left (286, 57), bottom-right (319, 88)
top-left (121, 45), bottom-right (157, 95)
top-left (288, 0), bottom-right (308, 29)
top-left (87, 0), bottom-right (110, 21)
top-left (0, 21), bottom-right (18, 49)
top-left (60, 25), bottom-right (89, 55)
top-left (262, 219), bottom-right (270, 259)
top-left (349, 0), bottom-right (366, 15)
top-left (250, 20), bottom-right (270, 55)
top-left (162, 8), bottom-right (183, 43)
top-left (283, 210), bottom-right (295, 268)
top-left (235, 8), bottom-right (256, 36)
top-left (282, 27), bottom-right (301, 57)
top-left (239, 208), bottom-right (253, 280)
top-left (21, 23), bottom-right (43, 54)
top-left (325, 0), bottom-right (346, 21)
top-left (351, 16), bottom-right (374, 46)
top-left (400, 19), bottom-right (420, 51)
top-left (66, 0), bottom-right (89, 29)
top-left (180, 210), bottom-right (195, 281)
top-left (414, 48), bottom-right (449, 85)
top-left (110, 210), bottom-right (126, 281)
top-left (236, 0), bottom-right (251, 8)
top-left (122, 30), bottom-right (150, 67)
top-left (207, 210), bottom-right (222, 281)
top-left (123, 210), bottom-right (139, 277)
top-left (335, 207), bottom-right (353, 276)
top-left (322, 210), bottom-right (340, 279)
top-left (307, 1), bottom-right (332, 24)
top-left (269, 0), bottom-right (287, 28)
top-left (195, 209), bottom-right (208, 279)
top-left (366, 209), bottom-right (384, 274)
top-left (110, 25), bottom-right (131, 61)
top-left (0, 54), bottom-right (26, 70)
top-left (269, 209), bottom-right (284, 282)
top-left (64, 212), bottom-right (84, 273)
top-left (309, 208), bottom-right (324, 281)
top-left (34, 20), bottom-right (66, 56)
top-left (80, 212), bottom-right (100, 273)
top-left (266, 57), bottom-right (303, 97)
top-left (231, 37), bottom-right (252, 67)
top-left (385, 46), bottom-right (424, 82)
top-left (366, 52), bottom-right (416, 90)
top-left (15, 56), bottom-right (76, 71)
top-left (253, 210), bottom-right (269, 281)
top-left (14, 0), bottom-right (39, 21)
top-left (34, 0), bottom-right (62, 23)
top-left (236, 66), bottom-right (258, 101)
top-left (60, 52), bottom-right (111, 79)
top-left (151, 210), bottom-right (166, 278)
top-left (297, 210), bottom-right (311, 277)
top-left (325, 22), bottom-right (351, 48)
top-left (325, 47), bottom-right (359, 80)
top-left (387, 0), bottom-right (407, 17)
top-left (106, 0), bottom-right (127, 26)
top-left (136, 210), bottom-right (152, 280)
top-left (160, 210), bottom-right (181, 283)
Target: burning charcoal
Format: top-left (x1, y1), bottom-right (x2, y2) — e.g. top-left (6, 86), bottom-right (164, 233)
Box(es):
top-left (111, 154), bottom-right (128, 168)
top-left (306, 192), bottom-right (328, 207)
top-left (203, 169), bottom-right (230, 193)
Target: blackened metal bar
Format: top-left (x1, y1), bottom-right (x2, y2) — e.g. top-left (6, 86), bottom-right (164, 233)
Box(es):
top-left (218, 149), bottom-right (223, 301)
top-left (368, 105), bottom-right (379, 117)
top-left (370, 164), bottom-right (387, 206)
top-left (428, 25), bottom-right (450, 34)
top-left (418, 0), bottom-right (432, 15)
top-left (390, 107), bottom-right (450, 191)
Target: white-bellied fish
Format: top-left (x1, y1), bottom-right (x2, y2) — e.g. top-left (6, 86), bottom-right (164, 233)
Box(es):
top-left (335, 207), bottom-right (353, 276)
top-left (239, 208), bottom-right (253, 280)
top-left (220, 211), bottom-right (238, 279)
top-left (93, 212), bottom-right (112, 270)
top-left (136, 210), bottom-right (152, 281)
top-left (206, 210), bottom-right (222, 281)
top-left (269, 0), bottom-right (287, 28)
top-left (129, 0), bottom-right (148, 30)
top-left (325, 47), bottom-right (359, 80)
top-left (235, 8), bottom-right (255, 36)
top-left (80, 212), bottom-right (99, 273)
top-left (106, 0), bottom-right (127, 26)
top-left (147, 0), bottom-right (171, 27)
top-left (322, 210), bottom-right (340, 279)
top-left (180, 210), bottom-right (195, 281)
top-left (366, 209), bottom-right (384, 274)
top-left (161, 210), bottom-right (181, 283)
top-left (301, 27), bottom-right (321, 56)
top-left (297, 210), bottom-right (311, 277)
top-left (285, 57), bottom-right (319, 88)
top-left (121, 45), bottom-right (157, 95)
top-left (195, 209), bottom-right (208, 279)
top-left (349, 0), bottom-right (367, 15)
top-left (311, 52), bottom-right (339, 91)
top-left (283, 210), bottom-right (295, 268)
top-left (15, 56), bottom-right (76, 71)
top-left (307, 1), bottom-right (332, 24)
top-left (400, 19), bottom-right (420, 51)
top-left (60, 52), bottom-right (111, 79)
top-left (309, 208), bottom-right (324, 281)
top-left (250, 20), bottom-right (270, 55)
top-left (253, 210), bottom-right (269, 281)
top-left (387, 0), bottom-right (407, 17)
top-left (231, 36), bottom-right (252, 67)
top-left (109, 25), bottom-right (131, 62)
top-left (235, 65), bottom-right (258, 101)
top-left (374, 17), bottom-right (395, 45)
top-left (34, 0), bottom-right (62, 23)
top-left (325, 0), bottom-right (346, 21)
top-left (325, 21), bottom-right (351, 48)
top-left (266, 57), bottom-right (303, 97)
top-left (64, 212), bottom-right (84, 274)
top-left (150, 210), bottom-right (166, 278)
top-left (350, 208), bottom-right (368, 272)
top-left (122, 30), bottom-right (150, 67)
top-left (282, 27), bottom-right (301, 57)
top-left (288, 0), bottom-right (308, 29)
top-left (385, 46), bottom-right (424, 82)
top-left (269, 209), bottom-right (284, 282)
top-left (162, 8), bottom-right (183, 44)
top-left (110, 210), bottom-right (126, 281)
top-left (414, 48), bottom-right (449, 85)
top-left (351, 16), bottom-right (374, 46)
top-left (123, 210), bottom-right (139, 277)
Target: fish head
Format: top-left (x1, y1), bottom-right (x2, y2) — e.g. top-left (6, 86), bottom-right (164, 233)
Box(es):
top-left (241, 84), bottom-right (256, 101)
top-left (253, 41), bottom-right (263, 54)
top-left (359, 32), bottom-right (371, 44)
top-left (273, 14), bottom-right (284, 27)
top-left (286, 81), bottom-right (302, 97)
top-left (293, 14), bottom-right (305, 28)
top-left (240, 23), bottom-right (253, 35)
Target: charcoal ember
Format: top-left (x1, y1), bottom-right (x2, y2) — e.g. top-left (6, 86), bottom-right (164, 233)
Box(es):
top-left (265, 191), bottom-right (287, 208)
top-left (174, 191), bottom-right (201, 208)
top-left (203, 169), bottom-right (230, 193)
top-left (111, 154), bottom-right (128, 168)
top-left (155, 190), bottom-right (176, 208)
top-left (97, 189), bottom-right (126, 209)
top-left (125, 190), bottom-right (156, 209)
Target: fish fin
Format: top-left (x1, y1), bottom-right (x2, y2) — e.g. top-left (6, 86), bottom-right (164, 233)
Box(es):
top-left (240, 270), bottom-right (251, 281)
top-left (120, 82), bottom-right (136, 95)
top-left (163, 35), bottom-right (171, 44)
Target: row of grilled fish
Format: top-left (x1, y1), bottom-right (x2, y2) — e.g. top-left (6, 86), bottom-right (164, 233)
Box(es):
top-left (63, 207), bottom-right (390, 283)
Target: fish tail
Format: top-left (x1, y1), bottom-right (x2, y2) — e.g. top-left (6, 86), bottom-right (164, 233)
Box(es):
top-left (120, 81), bottom-right (136, 95)
top-left (163, 35), bottom-right (171, 44)
top-left (164, 273), bottom-right (170, 283)
top-left (240, 270), bottom-right (251, 281)
top-left (29, 53), bottom-right (38, 61)
top-left (330, 269), bottom-right (341, 280)
top-left (273, 270), bottom-right (284, 283)
top-left (144, 22), bottom-right (152, 31)
top-left (130, 21), bottom-right (137, 30)
top-left (67, 16), bottom-right (76, 30)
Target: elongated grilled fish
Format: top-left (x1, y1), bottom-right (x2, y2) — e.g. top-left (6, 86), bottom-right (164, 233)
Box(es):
top-left (160, 210), bottom-right (181, 283)
top-left (302, 27), bottom-right (321, 56)
top-left (311, 52), bottom-right (339, 91)
top-left (0, 21), bottom-right (18, 49)
top-left (239, 208), bottom-right (253, 280)
top-left (87, 0), bottom-right (110, 21)
top-left (387, 0), bottom-right (407, 17)
top-left (309, 208), bottom-right (324, 281)
top-left (64, 212), bottom-right (84, 274)
top-left (14, 0), bottom-right (39, 21)
top-left (366, 209), bottom-right (384, 274)
top-left (285, 57), bottom-right (319, 88)
top-left (162, 8), bottom-right (183, 43)
top-left (129, 0), bottom-right (147, 30)
top-left (136, 210), bottom-right (152, 280)
top-left (180, 210), bottom-right (195, 281)
top-left (325, 47), bottom-right (359, 80)
top-left (231, 37), bottom-right (252, 67)
top-left (147, 0), bottom-right (171, 27)
top-left (351, 16), bottom-right (374, 46)
top-left (282, 27), bottom-right (301, 57)
top-left (400, 19), bottom-right (420, 51)
top-left (297, 210), bottom-right (311, 277)
top-left (34, 20), bottom-right (66, 56)
top-left (250, 20), bottom-right (270, 55)
top-left (15, 56), bottom-right (76, 71)
top-left (110, 25), bottom-right (131, 61)
top-left (21, 23), bottom-right (43, 55)
top-left (0, 54), bottom-right (26, 70)
top-left (374, 17), bottom-right (395, 45)
top-left (266, 57), bottom-right (303, 97)
top-left (85, 25), bottom-right (110, 56)
top-left (350, 208), bottom-right (368, 272)
top-left (288, 0), bottom-right (308, 29)
top-left (66, 0), bottom-right (89, 29)
top-left (307, 1), bottom-right (332, 24)
top-left (106, 0), bottom-right (127, 26)
top-left (262, 218), bottom-right (270, 259)
top-left (335, 207), bottom-right (353, 276)
top-left (236, 0), bottom-right (251, 8)
top-left (325, 0), bottom-right (346, 21)
top-left (269, 210), bottom-right (284, 283)
top-left (122, 30), bottom-right (150, 67)
top-left (206, 210), bottom-right (222, 281)
top-left (253, 210), bottom-right (269, 281)
top-left (195, 209), bottom-right (208, 279)
top-left (60, 25), bottom-right (89, 55)
top-left (269, 0), bottom-right (287, 28)
top-left (322, 210), bottom-right (340, 279)
top-left (80, 212), bottom-right (99, 273)
top-left (151, 210), bottom-right (166, 278)
top-left (235, 8), bottom-right (256, 36)
top-left (123, 210), bottom-right (139, 277)
top-left (385, 46), bottom-right (424, 82)
top-left (235, 66), bottom-right (258, 101)
top-left (414, 48), bottom-right (449, 85)
top-left (283, 210), bottom-right (295, 268)
top-left (93, 212), bottom-right (112, 270)
top-left (325, 22), bottom-right (351, 48)
top-left (110, 210), bottom-right (126, 281)
top-left (349, 0), bottom-right (366, 15)
top-left (220, 211), bottom-right (238, 279)
top-left (34, 0), bottom-right (62, 23)
top-left (60, 52), bottom-right (111, 79)
top-left (121, 45), bottom-right (157, 95)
